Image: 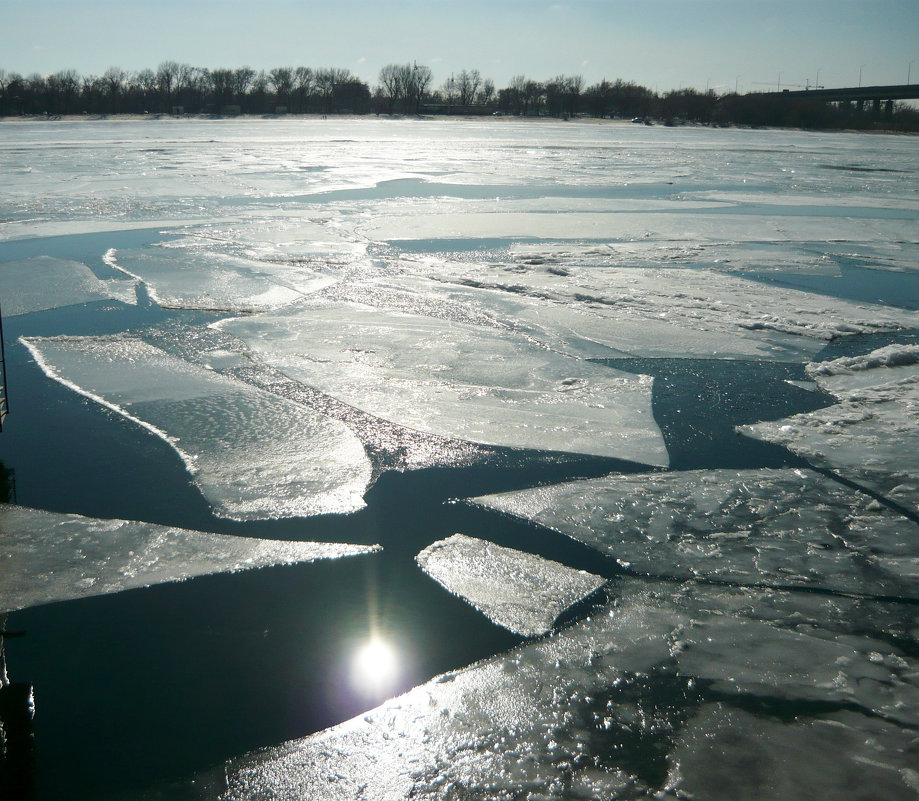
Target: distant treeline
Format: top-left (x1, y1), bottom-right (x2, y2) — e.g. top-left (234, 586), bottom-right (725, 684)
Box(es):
top-left (1, 62), bottom-right (917, 131)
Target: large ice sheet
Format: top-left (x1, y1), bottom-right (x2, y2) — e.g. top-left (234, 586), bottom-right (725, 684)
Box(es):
top-left (470, 468), bottom-right (919, 597)
top-left (415, 534), bottom-right (605, 637)
top-left (217, 299), bottom-right (668, 465)
top-left (0, 504), bottom-right (379, 613)
top-left (742, 346), bottom-right (919, 515)
top-left (412, 255), bottom-right (919, 360)
top-left (21, 335), bottom-right (372, 519)
top-left (216, 579), bottom-right (919, 800)
top-left (104, 243), bottom-right (334, 312)
top-left (0, 256), bottom-right (135, 315)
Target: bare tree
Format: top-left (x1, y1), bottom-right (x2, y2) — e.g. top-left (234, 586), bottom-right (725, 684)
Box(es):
top-left (268, 67), bottom-right (293, 104)
top-left (293, 66), bottom-right (314, 112)
top-left (457, 69), bottom-right (481, 106)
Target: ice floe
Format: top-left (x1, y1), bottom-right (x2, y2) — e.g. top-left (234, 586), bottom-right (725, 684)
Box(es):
top-left (0, 255), bottom-right (135, 315)
top-left (411, 256), bottom-right (919, 361)
top-left (415, 534), bottom-right (606, 637)
top-left (215, 578), bottom-right (919, 800)
top-left (217, 298), bottom-right (668, 465)
top-left (103, 243), bottom-right (334, 312)
top-left (742, 345), bottom-right (919, 515)
top-left (0, 504), bottom-right (379, 613)
top-left (21, 335), bottom-right (372, 519)
top-left (470, 468), bottom-right (919, 598)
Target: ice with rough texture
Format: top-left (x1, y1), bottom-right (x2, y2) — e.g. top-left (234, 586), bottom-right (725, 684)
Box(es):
top-left (415, 533), bottom-right (606, 637)
top-left (412, 256), bottom-right (919, 361)
top-left (21, 335), bottom-right (372, 519)
top-left (214, 579), bottom-right (919, 800)
top-left (0, 255), bottom-right (135, 315)
top-left (664, 704), bottom-right (919, 801)
top-left (217, 298), bottom-right (668, 465)
top-left (0, 504), bottom-right (379, 613)
top-left (469, 468), bottom-right (919, 597)
top-left (742, 345), bottom-right (919, 515)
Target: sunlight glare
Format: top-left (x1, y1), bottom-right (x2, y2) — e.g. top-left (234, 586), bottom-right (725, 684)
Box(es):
top-left (351, 636), bottom-right (399, 696)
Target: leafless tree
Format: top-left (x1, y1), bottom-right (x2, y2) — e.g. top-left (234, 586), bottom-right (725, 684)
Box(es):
top-left (457, 69), bottom-right (481, 105)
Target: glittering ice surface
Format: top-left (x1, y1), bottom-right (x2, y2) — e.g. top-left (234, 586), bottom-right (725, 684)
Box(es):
top-left (415, 534), bottom-right (606, 637)
top-left (216, 579), bottom-right (919, 800)
top-left (742, 346), bottom-right (919, 515)
top-left (3, 119), bottom-right (919, 801)
top-left (21, 335), bottom-right (372, 519)
top-left (217, 299), bottom-right (668, 464)
top-left (0, 504), bottom-right (379, 613)
top-left (469, 468), bottom-right (919, 597)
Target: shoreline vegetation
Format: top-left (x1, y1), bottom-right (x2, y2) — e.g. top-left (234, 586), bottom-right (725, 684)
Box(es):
top-left (2, 63), bottom-right (918, 132)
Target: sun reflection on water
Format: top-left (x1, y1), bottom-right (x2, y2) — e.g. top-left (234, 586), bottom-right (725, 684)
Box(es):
top-left (351, 636), bottom-right (399, 697)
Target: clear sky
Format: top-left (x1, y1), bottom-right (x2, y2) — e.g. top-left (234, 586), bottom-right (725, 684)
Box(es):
top-left (3, 0), bottom-right (918, 94)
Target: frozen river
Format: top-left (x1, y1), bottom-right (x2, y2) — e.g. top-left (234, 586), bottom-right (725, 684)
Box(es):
top-left (1, 117), bottom-right (918, 800)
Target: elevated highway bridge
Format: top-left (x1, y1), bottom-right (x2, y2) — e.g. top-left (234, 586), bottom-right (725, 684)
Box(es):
top-left (758, 84), bottom-right (919, 116)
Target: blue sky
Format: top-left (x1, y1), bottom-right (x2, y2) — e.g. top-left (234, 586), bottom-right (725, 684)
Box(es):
top-left (3, 0), bottom-right (918, 94)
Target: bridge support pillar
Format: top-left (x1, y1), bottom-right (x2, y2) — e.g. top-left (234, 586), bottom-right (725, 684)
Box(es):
top-left (885, 99), bottom-right (894, 117)
top-left (872, 98), bottom-right (881, 118)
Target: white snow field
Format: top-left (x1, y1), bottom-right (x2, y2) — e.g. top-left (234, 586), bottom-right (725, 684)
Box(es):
top-left (415, 534), bottom-right (606, 636)
top-left (2, 118), bottom-right (918, 800)
top-left (741, 345), bottom-right (919, 515)
top-left (469, 468), bottom-right (919, 597)
top-left (217, 298), bottom-right (668, 464)
top-left (20, 335), bottom-right (372, 519)
top-left (217, 578), bottom-right (919, 801)
top-left (0, 504), bottom-right (379, 613)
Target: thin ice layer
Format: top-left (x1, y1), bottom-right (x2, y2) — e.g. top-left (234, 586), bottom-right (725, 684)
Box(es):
top-left (104, 244), bottom-right (333, 312)
top-left (415, 534), bottom-right (605, 637)
top-left (21, 335), bottom-right (372, 520)
top-left (0, 256), bottom-right (135, 315)
top-left (469, 469), bottom-right (919, 597)
top-left (216, 579), bottom-right (919, 800)
top-left (742, 346), bottom-right (919, 515)
top-left (217, 299), bottom-right (668, 465)
top-left (0, 504), bottom-right (379, 613)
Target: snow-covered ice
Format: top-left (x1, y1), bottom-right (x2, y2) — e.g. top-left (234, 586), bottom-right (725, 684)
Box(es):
top-left (415, 533), bottom-right (606, 636)
top-left (217, 298), bottom-right (668, 464)
top-left (21, 335), bottom-right (372, 519)
top-left (0, 504), bottom-right (379, 613)
top-left (742, 345), bottom-right (919, 515)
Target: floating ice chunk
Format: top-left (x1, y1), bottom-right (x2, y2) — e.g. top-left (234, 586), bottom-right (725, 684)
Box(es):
top-left (217, 299), bottom-right (668, 465)
top-left (104, 244), bottom-right (333, 312)
top-left (409, 256), bottom-right (919, 361)
top-left (742, 347), bottom-right (919, 515)
top-left (415, 534), bottom-right (606, 636)
top-left (214, 578), bottom-right (919, 800)
top-left (470, 468), bottom-right (919, 598)
top-left (0, 256), bottom-right (135, 315)
top-left (666, 704), bottom-right (919, 801)
top-left (21, 335), bottom-right (372, 520)
top-left (805, 343), bottom-right (919, 392)
top-left (0, 504), bottom-right (379, 613)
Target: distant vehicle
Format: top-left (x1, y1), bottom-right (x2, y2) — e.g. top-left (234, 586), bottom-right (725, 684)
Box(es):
top-left (631, 117), bottom-right (644, 124)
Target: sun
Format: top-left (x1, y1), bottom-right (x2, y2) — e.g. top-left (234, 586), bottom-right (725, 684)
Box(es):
top-left (351, 637), bottom-right (399, 696)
